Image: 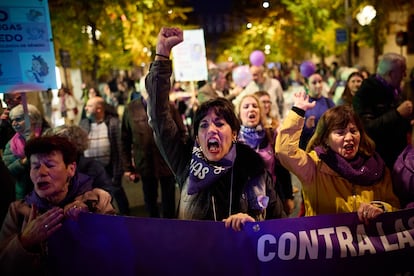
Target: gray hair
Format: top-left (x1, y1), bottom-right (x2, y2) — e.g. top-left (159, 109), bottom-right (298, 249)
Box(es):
top-left (9, 104), bottom-right (43, 126)
top-left (377, 52), bottom-right (406, 76)
top-left (43, 125), bottom-right (89, 153)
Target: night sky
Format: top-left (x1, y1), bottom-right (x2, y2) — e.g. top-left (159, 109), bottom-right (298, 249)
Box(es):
top-left (189, 0), bottom-right (232, 14)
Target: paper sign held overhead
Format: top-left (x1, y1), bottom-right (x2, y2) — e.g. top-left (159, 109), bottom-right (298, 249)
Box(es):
top-left (172, 29), bottom-right (208, 82)
top-left (0, 0), bottom-right (57, 93)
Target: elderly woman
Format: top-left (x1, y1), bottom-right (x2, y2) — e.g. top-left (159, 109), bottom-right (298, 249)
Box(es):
top-left (275, 91), bottom-right (400, 223)
top-left (146, 27), bottom-right (285, 231)
top-left (2, 104), bottom-right (49, 199)
top-left (0, 135), bottom-right (114, 274)
top-left (43, 125), bottom-right (113, 193)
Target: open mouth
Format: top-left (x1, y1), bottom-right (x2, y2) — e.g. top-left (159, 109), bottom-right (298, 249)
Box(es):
top-left (37, 181), bottom-right (49, 189)
top-left (248, 113), bottom-right (256, 119)
top-left (207, 138), bottom-right (220, 152)
top-left (344, 144), bottom-right (354, 153)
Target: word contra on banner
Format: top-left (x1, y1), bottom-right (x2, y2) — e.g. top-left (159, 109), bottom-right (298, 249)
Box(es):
top-left (257, 216), bottom-right (414, 262)
top-left (48, 209), bottom-right (414, 275)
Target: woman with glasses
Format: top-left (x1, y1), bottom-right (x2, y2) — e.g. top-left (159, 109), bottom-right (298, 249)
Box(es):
top-left (299, 73), bottom-right (335, 150)
top-left (2, 104), bottom-right (50, 199)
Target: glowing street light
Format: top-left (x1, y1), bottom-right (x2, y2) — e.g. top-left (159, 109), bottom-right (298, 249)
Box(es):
top-left (262, 1), bottom-right (270, 9)
top-left (356, 5), bottom-right (377, 26)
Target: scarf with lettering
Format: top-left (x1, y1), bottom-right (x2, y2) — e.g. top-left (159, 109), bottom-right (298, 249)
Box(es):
top-left (188, 142), bottom-right (236, 195)
top-left (314, 146), bottom-right (385, 185)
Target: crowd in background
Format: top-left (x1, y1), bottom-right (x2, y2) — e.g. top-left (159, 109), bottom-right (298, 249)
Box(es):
top-left (1, 54), bottom-right (414, 217)
top-left (1, 26), bottom-right (414, 273)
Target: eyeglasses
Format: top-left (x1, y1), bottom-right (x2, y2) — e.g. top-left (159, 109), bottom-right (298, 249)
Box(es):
top-left (10, 116), bottom-right (25, 123)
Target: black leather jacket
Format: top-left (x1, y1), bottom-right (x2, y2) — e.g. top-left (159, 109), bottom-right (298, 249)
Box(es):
top-left (146, 60), bottom-right (285, 221)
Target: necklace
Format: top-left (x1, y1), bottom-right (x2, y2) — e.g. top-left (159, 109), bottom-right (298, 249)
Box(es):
top-left (211, 167), bottom-right (234, 221)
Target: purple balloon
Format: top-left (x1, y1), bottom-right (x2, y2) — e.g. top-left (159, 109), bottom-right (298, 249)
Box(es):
top-left (249, 50), bottom-right (265, 66)
top-left (232, 65), bottom-right (252, 87)
top-left (300, 61), bottom-right (316, 78)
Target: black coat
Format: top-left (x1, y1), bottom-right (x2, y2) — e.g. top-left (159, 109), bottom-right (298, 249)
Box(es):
top-left (353, 75), bottom-right (411, 169)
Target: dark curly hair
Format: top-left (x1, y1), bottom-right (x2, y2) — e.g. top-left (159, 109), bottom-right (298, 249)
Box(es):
top-left (192, 97), bottom-right (240, 140)
top-left (25, 135), bottom-right (77, 165)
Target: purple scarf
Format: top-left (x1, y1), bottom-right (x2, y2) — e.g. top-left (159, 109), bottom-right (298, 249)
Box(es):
top-left (188, 142), bottom-right (236, 195)
top-left (375, 74), bottom-right (400, 100)
top-left (239, 125), bottom-right (265, 149)
top-left (25, 172), bottom-right (93, 213)
top-left (314, 146), bottom-right (385, 185)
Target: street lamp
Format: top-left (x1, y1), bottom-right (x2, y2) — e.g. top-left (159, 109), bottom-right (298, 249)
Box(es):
top-left (356, 5), bottom-right (378, 69)
top-left (356, 5), bottom-right (377, 26)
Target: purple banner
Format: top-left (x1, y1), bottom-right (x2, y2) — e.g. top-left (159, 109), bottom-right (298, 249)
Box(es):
top-left (48, 209), bottom-right (414, 275)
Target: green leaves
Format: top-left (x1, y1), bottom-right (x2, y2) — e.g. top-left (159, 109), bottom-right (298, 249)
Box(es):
top-left (49, 0), bottom-right (191, 81)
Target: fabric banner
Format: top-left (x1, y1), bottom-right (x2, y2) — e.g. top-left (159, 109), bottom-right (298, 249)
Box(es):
top-left (48, 208), bottom-right (414, 276)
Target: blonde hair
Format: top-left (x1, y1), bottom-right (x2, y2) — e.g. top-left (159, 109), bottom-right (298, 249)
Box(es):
top-left (235, 94), bottom-right (267, 128)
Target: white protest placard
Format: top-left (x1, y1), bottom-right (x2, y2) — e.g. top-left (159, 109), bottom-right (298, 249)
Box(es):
top-left (0, 0), bottom-right (57, 93)
top-left (172, 29), bottom-right (208, 82)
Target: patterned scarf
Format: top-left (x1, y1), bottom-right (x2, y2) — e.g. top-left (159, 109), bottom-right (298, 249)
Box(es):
top-left (239, 125), bottom-right (266, 149)
top-left (188, 142), bottom-right (236, 195)
top-left (314, 146), bottom-right (385, 185)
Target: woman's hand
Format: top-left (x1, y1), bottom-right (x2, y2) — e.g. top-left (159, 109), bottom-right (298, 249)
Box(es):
top-left (284, 198), bottom-right (295, 215)
top-left (223, 212), bottom-right (255, 231)
top-left (357, 202), bottom-right (384, 224)
top-left (292, 91), bottom-right (316, 111)
top-left (155, 27), bottom-right (183, 58)
top-left (63, 200), bottom-right (89, 221)
top-left (19, 205), bottom-right (64, 250)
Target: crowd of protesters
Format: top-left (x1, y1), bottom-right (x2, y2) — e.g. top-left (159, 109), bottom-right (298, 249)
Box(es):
top-left (1, 25), bottom-right (414, 274)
